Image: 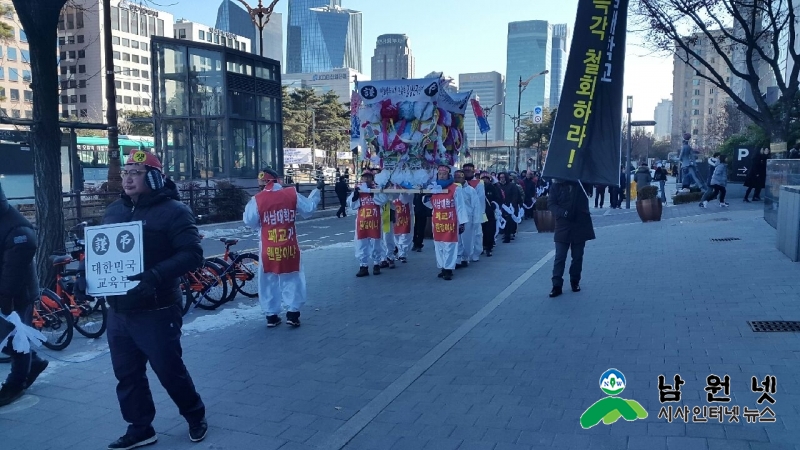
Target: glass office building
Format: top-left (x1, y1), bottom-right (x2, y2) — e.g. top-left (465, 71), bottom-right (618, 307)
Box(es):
top-left (550, 24), bottom-right (570, 109)
top-left (287, 0), bottom-right (361, 74)
top-left (151, 36), bottom-right (283, 181)
top-left (505, 20), bottom-right (552, 143)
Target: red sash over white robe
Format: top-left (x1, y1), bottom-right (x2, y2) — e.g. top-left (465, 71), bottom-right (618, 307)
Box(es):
top-left (256, 188), bottom-right (300, 274)
top-left (356, 193), bottom-right (381, 239)
top-left (431, 185), bottom-right (459, 243)
top-left (393, 199), bottom-right (411, 235)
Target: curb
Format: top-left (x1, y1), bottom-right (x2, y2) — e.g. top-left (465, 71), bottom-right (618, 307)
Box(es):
top-left (197, 206), bottom-right (341, 230)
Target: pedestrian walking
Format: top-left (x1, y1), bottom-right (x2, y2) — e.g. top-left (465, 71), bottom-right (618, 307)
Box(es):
top-left (424, 165), bottom-right (468, 280)
top-left (700, 155), bottom-right (729, 208)
top-left (480, 172), bottom-right (500, 257)
top-left (594, 184), bottom-right (606, 208)
top-left (634, 162), bottom-right (652, 188)
top-left (454, 170), bottom-right (478, 269)
top-left (679, 138), bottom-right (708, 193)
top-left (411, 193), bottom-right (430, 252)
top-left (243, 168), bottom-right (320, 328)
top-left (744, 148), bottom-right (770, 202)
top-left (0, 183), bottom-right (48, 407)
top-left (463, 163), bottom-right (486, 262)
top-left (497, 172), bottom-right (521, 243)
top-left (349, 171), bottom-right (389, 276)
top-left (547, 179), bottom-right (596, 298)
top-left (334, 176), bottom-right (350, 218)
top-left (103, 151), bottom-right (207, 449)
top-left (653, 163), bottom-right (668, 204)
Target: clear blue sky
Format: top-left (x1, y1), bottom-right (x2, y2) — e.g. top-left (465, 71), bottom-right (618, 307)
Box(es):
top-left (160, 0), bottom-right (674, 120)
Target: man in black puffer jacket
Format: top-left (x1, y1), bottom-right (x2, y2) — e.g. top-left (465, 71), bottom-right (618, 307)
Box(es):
top-left (0, 183), bottom-right (48, 406)
top-left (102, 151), bottom-right (207, 449)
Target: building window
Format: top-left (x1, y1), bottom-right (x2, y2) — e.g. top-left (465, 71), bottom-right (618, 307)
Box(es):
top-left (133, 97), bottom-right (141, 105)
top-left (141, 70), bottom-right (148, 79)
top-left (131, 12), bottom-right (139, 35)
top-left (10, 89), bottom-right (19, 101)
top-left (124, 96), bottom-right (131, 104)
top-left (157, 19), bottom-right (164, 37)
top-left (21, 49), bottom-right (29, 63)
top-left (692, 109), bottom-right (700, 115)
top-left (78, 50), bottom-right (85, 58)
top-left (694, 89), bottom-right (700, 95)
top-left (142, 84), bottom-right (149, 93)
top-left (709, 108), bottom-right (713, 114)
top-left (80, 109), bottom-right (88, 117)
top-left (78, 65), bottom-right (85, 74)
top-left (24, 110), bottom-right (32, 119)
top-left (143, 99), bottom-right (150, 107)
top-left (79, 80), bottom-right (86, 88)
top-left (709, 88), bottom-right (715, 94)
top-left (140, 15), bottom-right (147, 37)
top-left (692, 99), bottom-right (700, 106)
top-left (22, 70), bottom-right (31, 82)
top-left (79, 94), bottom-right (85, 103)
top-left (120, 9), bottom-right (129, 33)
top-left (178, 28), bottom-right (186, 39)
top-left (76, 11), bottom-right (84, 28)
top-left (11, 109), bottom-right (20, 118)
top-left (68, 35), bottom-right (75, 44)
top-left (60, 51), bottom-right (67, 60)
top-left (141, 56), bottom-right (149, 65)
top-left (0, 108), bottom-right (6, 116)
top-left (123, 68), bottom-right (130, 76)
top-left (122, 53), bottom-right (130, 61)
top-left (77, 35), bottom-right (84, 43)
top-left (113, 36), bottom-right (120, 45)
top-left (62, 110), bottom-right (69, 118)
top-left (692, 79), bottom-right (700, 86)
top-left (0, 68), bottom-right (4, 80)
top-left (132, 55), bottom-right (139, 63)
top-left (19, 29), bottom-right (27, 42)
top-left (123, 81), bottom-right (131, 90)
top-left (70, 110), bottom-right (77, 117)
top-left (113, 51), bottom-right (120, 60)
top-left (67, 12), bottom-right (74, 29)
top-left (133, 83), bottom-right (140, 91)
top-left (69, 50), bottom-right (76, 59)
top-left (69, 66), bottom-right (76, 74)
top-left (234, 41), bottom-right (240, 50)
top-left (132, 69), bottom-right (140, 77)
top-left (9, 68), bottom-right (18, 81)
top-left (58, 15), bottom-right (65, 30)
top-left (60, 66), bottom-right (67, 75)
top-left (214, 35), bottom-right (219, 44)
top-left (142, 42), bottom-right (149, 51)
top-left (116, 95), bottom-right (122, 103)
top-left (7, 47), bottom-right (16, 61)
top-left (206, 33), bottom-right (211, 42)
top-left (70, 94), bottom-right (77, 103)
top-left (241, 43), bottom-right (246, 53)
top-left (131, 40), bottom-right (139, 49)
top-left (148, 17), bottom-right (155, 38)
top-left (122, 38), bottom-right (129, 47)
top-left (115, 80), bottom-right (121, 88)
top-left (59, 37), bottom-right (66, 45)
top-left (69, 80), bottom-right (76, 88)
top-left (199, 30), bottom-right (205, 41)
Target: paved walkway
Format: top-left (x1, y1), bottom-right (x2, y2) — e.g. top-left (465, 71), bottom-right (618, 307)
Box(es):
top-left (1, 201), bottom-right (798, 450)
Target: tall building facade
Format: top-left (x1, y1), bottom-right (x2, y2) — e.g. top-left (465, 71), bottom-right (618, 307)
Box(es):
top-left (286, 0), bottom-right (361, 74)
top-left (505, 20), bottom-right (552, 144)
top-left (653, 99), bottom-right (673, 141)
top-left (0, 1), bottom-right (32, 120)
top-left (550, 23), bottom-right (570, 109)
top-left (174, 19), bottom-right (251, 53)
top-left (282, 67), bottom-right (361, 103)
top-left (672, 30), bottom-right (732, 149)
top-left (57, 0), bottom-right (174, 122)
top-left (370, 34), bottom-right (414, 81)
top-left (215, 0), bottom-right (283, 67)
top-left (459, 72), bottom-right (505, 144)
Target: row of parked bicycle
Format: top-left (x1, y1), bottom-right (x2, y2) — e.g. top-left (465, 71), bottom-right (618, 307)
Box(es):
top-left (32, 222), bottom-right (259, 351)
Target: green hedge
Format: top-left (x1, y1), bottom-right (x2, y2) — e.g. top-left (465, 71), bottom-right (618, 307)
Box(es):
top-left (672, 192), bottom-right (703, 204)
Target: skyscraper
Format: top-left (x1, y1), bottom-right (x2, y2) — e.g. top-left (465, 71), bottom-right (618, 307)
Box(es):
top-left (459, 72), bottom-right (505, 144)
top-left (286, 0), bottom-right (361, 74)
top-left (371, 34), bottom-right (414, 80)
top-left (215, 0), bottom-right (283, 66)
top-left (550, 23), bottom-right (570, 108)
top-left (505, 20), bottom-right (552, 144)
top-left (653, 99), bottom-right (673, 141)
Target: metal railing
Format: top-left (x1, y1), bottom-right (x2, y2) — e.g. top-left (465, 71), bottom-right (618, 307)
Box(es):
top-left (8, 182), bottom-right (341, 234)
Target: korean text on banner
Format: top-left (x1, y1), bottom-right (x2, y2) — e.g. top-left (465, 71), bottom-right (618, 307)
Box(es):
top-left (542, 0), bottom-right (630, 186)
top-left (85, 221), bottom-right (144, 296)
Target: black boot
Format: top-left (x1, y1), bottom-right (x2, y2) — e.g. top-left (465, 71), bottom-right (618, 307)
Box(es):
top-left (571, 282), bottom-right (581, 292)
top-left (443, 269), bottom-right (453, 281)
top-left (356, 266), bottom-right (369, 277)
top-left (373, 265), bottom-right (381, 275)
top-left (549, 286), bottom-right (563, 298)
top-left (437, 269), bottom-right (445, 278)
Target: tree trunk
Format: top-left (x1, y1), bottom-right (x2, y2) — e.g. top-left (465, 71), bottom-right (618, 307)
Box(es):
top-left (13, 0), bottom-right (69, 288)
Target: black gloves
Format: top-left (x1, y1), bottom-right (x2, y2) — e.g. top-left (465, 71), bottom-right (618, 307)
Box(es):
top-left (126, 270), bottom-right (160, 299)
top-left (458, 224), bottom-right (465, 234)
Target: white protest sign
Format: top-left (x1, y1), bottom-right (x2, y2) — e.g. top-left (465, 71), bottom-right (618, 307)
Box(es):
top-left (85, 221), bottom-right (144, 296)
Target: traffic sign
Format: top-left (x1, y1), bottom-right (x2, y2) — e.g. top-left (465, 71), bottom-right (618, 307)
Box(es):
top-left (730, 146), bottom-right (754, 182)
top-left (533, 116), bottom-right (543, 123)
top-left (533, 105), bottom-right (543, 125)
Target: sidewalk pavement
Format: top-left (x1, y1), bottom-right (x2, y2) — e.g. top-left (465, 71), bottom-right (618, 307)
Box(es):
top-left (1, 202), bottom-right (799, 450)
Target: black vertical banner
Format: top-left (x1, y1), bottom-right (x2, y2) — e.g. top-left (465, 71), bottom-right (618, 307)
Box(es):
top-left (542, 0), bottom-right (629, 186)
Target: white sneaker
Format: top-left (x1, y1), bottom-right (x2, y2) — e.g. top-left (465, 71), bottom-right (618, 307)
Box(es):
top-left (681, 188), bottom-right (691, 193)
top-left (699, 201), bottom-right (707, 208)
top-left (720, 202), bottom-right (729, 207)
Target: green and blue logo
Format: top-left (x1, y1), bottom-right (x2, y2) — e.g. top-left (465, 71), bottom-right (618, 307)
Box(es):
top-left (580, 368), bottom-right (648, 429)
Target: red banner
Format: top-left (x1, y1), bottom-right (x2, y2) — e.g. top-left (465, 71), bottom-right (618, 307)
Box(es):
top-left (256, 188), bottom-right (300, 274)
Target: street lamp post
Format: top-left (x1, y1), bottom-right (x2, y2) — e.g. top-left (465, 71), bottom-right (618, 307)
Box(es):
top-left (626, 96), bottom-right (633, 209)
top-left (235, 0), bottom-right (281, 57)
top-left (517, 69), bottom-right (549, 171)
